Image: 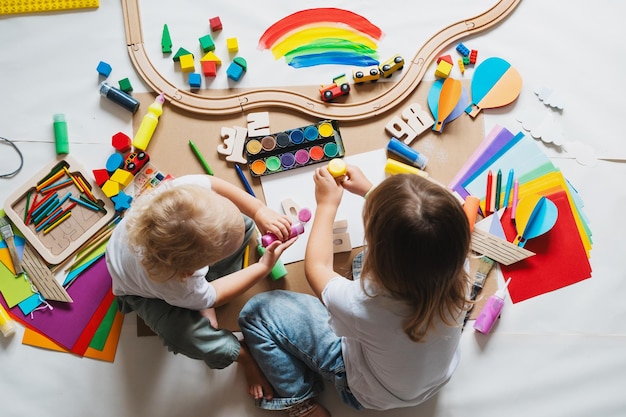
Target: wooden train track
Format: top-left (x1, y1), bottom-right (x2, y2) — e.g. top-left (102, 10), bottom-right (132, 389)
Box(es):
top-left (121, 0), bottom-right (521, 121)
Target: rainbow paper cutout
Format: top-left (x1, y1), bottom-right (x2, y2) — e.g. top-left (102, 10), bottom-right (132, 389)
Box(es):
top-left (258, 8), bottom-right (384, 68)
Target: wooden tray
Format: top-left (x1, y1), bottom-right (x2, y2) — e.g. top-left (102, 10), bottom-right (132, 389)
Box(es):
top-left (3, 155), bottom-right (115, 265)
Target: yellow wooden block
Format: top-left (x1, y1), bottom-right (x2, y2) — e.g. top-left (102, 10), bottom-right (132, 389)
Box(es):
top-left (101, 179), bottom-right (121, 198)
top-left (434, 60), bottom-right (453, 78)
top-left (200, 51), bottom-right (222, 65)
top-left (110, 168), bottom-right (134, 187)
top-left (226, 37), bottom-right (239, 53)
top-left (179, 54), bottom-right (195, 72)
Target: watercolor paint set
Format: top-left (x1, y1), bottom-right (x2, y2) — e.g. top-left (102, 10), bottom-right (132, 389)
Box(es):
top-left (3, 155), bottom-right (116, 265)
top-left (245, 120), bottom-right (345, 177)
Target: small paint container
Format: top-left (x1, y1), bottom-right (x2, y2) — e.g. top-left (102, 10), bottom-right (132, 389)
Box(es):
top-left (280, 152), bottom-right (296, 169)
top-left (295, 149), bottom-right (310, 165)
top-left (266, 156), bottom-right (282, 172)
top-left (261, 136), bottom-right (276, 151)
top-left (289, 129), bottom-right (305, 144)
top-left (246, 139), bottom-right (262, 155)
top-left (250, 160), bottom-right (267, 176)
top-left (276, 133), bottom-right (290, 148)
top-left (304, 125), bottom-right (319, 141)
top-left (309, 146), bottom-right (324, 161)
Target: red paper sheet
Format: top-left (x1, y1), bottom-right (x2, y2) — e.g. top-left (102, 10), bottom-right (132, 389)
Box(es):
top-left (500, 190), bottom-right (592, 303)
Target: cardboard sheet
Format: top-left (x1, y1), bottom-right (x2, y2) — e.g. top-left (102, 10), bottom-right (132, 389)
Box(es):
top-left (134, 80), bottom-right (486, 330)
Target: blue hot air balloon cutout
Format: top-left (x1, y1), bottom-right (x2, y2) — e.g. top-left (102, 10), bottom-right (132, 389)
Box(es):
top-left (466, 57), bottom-right (522, 118)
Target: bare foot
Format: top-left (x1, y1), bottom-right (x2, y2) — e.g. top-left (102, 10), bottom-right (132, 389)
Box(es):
top-left (200, 307), bottom-right (218, 328)
top-left (237, 343), bottom-right (274, 400)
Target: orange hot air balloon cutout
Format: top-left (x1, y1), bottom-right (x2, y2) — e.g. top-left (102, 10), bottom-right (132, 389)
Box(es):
top-left (433, 78), bottom-right (462, 132)
top-left (466, 57), bottom-right (522, 118)
top-left (513, 194), bottom-right (558, 247)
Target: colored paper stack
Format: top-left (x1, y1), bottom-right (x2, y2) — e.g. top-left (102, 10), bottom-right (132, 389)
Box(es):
top-left (0, 211), bottom-right (123, 362)
top-left (449, 126), bottom-right (592, 303)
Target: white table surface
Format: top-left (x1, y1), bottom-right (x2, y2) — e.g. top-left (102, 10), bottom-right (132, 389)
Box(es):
top-left (0, 1), bottom-right (624, 416)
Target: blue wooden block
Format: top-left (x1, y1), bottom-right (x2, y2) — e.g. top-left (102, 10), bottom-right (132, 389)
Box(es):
top-left (105, 152), bottom-right (125, 173)
top-left (97, 61), bottom-right (112, 77)
top-left (111, 190), bottom-right (133, 212)
top-left (226, 61), bottom-right (244, 81)
top-left (188, 72), bottom-right (202, 89)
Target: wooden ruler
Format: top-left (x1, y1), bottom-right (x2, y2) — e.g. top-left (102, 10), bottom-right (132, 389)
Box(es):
top-left (21, 243), bottom-right (73, 303)
top-left (0, 0), bottom-right (99, 15)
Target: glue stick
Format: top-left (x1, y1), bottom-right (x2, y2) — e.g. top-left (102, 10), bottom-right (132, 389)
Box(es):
top-left (53, 114), bottom-right (69, 155)
top-left (474, 277), bottom-right (512, 334)
top-left (0, 304), bottom-right (16, 337)
top-left (132, 92), bottom-right (165, 151)
top-left (261, 222), bottom-right (305, 247)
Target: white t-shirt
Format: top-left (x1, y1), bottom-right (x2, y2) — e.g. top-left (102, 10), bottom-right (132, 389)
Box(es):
top-left (322, 276), bottom-right (462, 410)
top-left (105, 175), bottom-right (217, 310)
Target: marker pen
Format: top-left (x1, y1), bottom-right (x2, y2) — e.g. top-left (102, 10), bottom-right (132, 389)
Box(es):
top-left (53, 114), bottom-right (69, 155)
top-left (474, 277), bottom-right (512, 334)
top-left (99, 82), bottom-right (140, 114)
top-left (387, 137), bottom-right (428, 170)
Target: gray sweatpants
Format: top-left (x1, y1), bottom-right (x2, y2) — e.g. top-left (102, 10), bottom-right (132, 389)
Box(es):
top-left (116, 215), bottom-right (255, 369)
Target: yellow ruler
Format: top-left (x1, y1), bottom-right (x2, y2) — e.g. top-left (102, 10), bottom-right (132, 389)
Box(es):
top-left (0, 0), bottom-right (99, 15)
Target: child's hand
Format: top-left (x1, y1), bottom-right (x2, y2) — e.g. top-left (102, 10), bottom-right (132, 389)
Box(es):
top-left (313, 167), bottom-right (343, 207)
top-left (341, 165), bottom-right (373, 197)
top-left (254, 206), bottom-right (292, 241)
top-left (258, 238), bottom-right (296, 269)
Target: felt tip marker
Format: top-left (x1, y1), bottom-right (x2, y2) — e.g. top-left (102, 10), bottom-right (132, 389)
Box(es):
top-left (53, 114), bottom-right (69, 155)
top-left (99, 82), bottom-right (140, 114)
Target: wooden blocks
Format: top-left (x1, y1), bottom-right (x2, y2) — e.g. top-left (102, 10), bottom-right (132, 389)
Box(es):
top-left (226, 37), bottom-right (239, 53)
top-left (199, 34), bottom-right (215, 52)
top-left (209, 16), bottom-right (222, 32)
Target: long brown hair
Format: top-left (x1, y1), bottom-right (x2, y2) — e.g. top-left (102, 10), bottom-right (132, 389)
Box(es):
top-left (361, 174), bottom-right (470, 342)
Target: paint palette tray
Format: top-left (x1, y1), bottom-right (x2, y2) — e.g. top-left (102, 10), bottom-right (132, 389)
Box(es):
top-left (245, 120), bottom-right (345, 177)
top-left (3, 155), bottom-right (115, 265)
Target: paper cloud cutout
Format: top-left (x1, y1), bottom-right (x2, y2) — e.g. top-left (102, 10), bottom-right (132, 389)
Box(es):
top-left (516, 110), bottom-right (564, 146)
top-left (534, 86), bottom-right (566, 110)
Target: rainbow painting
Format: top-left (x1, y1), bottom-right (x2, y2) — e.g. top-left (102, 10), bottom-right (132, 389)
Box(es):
top-left (258, 8), bottom-right (385, 68)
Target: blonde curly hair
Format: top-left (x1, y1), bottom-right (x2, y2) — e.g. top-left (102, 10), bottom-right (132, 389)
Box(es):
top-left (125, 184), bottom-right (244, 282)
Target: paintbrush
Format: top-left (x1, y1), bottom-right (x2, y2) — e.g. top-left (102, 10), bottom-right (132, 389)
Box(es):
top-left (0, 216), bottom-right (23, 276)
top-left (463, 256), bottom-right (495, 328)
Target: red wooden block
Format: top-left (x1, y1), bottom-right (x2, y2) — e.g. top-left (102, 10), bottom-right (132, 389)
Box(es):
top-left (209, 16), bottom-right (222, 32)
top-left (111, 132), bottom-right (131, 153)
top-left (436, 54), bottom-right (453, 65)
top-left (202, 60), bottom-right (217, 77)
top-left (92, 168), bottom-right (110, 187)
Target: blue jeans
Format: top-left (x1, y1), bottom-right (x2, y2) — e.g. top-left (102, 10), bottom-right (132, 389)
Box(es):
top-left (238, 290), bottom-right (363, 411)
